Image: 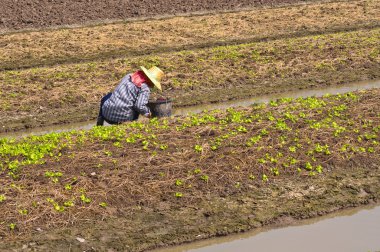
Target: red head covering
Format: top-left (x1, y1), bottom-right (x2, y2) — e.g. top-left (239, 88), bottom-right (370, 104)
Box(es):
top-left (131, 70), bottom-right (151, 88)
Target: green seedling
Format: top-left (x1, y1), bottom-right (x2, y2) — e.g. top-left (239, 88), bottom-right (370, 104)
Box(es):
top-left (175, 192), bottom-right (183, 198)
top-left (175, 179), bottom-right (183, 186)
top-left (194, 145), bottom-right (203, 153)
top-left (80, 194), bottom-right (91, 204)
top-left (200, 175), bottom-right (209, 182)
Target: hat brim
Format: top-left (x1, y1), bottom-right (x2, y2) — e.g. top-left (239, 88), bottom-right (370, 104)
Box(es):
top-left (140, 66), bottom-right (162, 91)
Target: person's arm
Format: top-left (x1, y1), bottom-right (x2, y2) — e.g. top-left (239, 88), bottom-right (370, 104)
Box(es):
top-left (134, 84), bottom-right (151, 117)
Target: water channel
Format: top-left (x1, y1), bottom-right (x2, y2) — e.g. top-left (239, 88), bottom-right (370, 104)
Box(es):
top-left (152, 204), bottom-right (380, 252)
top-left (1, 78), bottom-right (380, 139)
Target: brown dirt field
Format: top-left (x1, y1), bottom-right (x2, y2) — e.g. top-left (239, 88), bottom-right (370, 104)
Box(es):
top-left (2, 170), bottom-right (379, 252)
top-left (0, 27), bottom-right (379, 133)
top-left (0, 89), bottom-right (379, 251)
top-left (0, 0), bottom-right (336, 32)
top-left (1, 0), bottom-right (379, 70)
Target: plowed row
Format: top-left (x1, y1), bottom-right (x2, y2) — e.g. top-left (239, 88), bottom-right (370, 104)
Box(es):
top-left (0, 0), bottom-right (331, 31)
top-left (0, 90), bottom-right (379, 251)
top-left (1, 28), bottom-right (379, 132)
top-left (2, 0), bottom-right (379, 70)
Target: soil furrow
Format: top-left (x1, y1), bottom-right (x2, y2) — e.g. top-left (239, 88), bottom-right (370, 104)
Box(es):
top-left (0, 0), bottom-right (349, 31)
top-left (0, 89), bottom-right (379, 251)
top-left (0, 28), bottom-right (379, 132)
top-left (1, 0), bottom-right (379, 70)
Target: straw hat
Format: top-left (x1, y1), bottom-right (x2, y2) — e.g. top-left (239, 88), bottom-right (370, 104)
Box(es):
top-left (140, 66), bottom-right (164, 91)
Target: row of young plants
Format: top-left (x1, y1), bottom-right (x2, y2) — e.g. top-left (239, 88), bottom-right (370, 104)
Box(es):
top-left (0, 89), bottom-right (379, 238)
top-left (1, 0), bottom-right (378, 70)
top-left (1, 28), bottom-right (379, 128)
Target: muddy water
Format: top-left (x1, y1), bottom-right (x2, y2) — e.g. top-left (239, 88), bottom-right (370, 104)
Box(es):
top-left (152, 204), bottom-right (380, 252)
top-left (1, 79), bottom-right (380, 139)
top-left (174, 78), bottom-right (380, 115)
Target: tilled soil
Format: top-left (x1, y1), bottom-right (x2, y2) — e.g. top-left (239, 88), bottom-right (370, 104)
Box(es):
top-left (1, 27), bottom-right (379, 133)
top-left (0, 0), bottom-right (328, 31)
top-left (0, 89), bottom-right (379, 251)
top-left (2, 0), bottom-right (379, 70)
top-left (2, 169), bottom-right (379, 252)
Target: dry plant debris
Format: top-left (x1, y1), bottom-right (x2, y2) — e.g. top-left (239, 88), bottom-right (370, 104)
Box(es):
top-left (0, 89), bottom-right (379, 239)
top-left (1, 28), bottom-right (379, 132)
top-left (1, 0), bottom-right (379, 70)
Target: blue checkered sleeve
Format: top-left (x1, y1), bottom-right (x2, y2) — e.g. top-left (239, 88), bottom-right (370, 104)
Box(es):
top-left (134, 84), bottom-right (151, 116)
top-left (101, 74), bottom-right (151, 122)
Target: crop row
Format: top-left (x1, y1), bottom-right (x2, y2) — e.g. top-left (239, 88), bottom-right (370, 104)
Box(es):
top-left (1, 0), bottom-right (379, 70)
top-left (1, 27), bottom-right (379, 132)
top-left (0, 89), bottom-right (378, 238)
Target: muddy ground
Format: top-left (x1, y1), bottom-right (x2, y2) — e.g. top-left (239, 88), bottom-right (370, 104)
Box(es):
top-left (0, 89), bottom-right (379, 251)
top-left (1, 27), bottom-right (379, 133)
top-left (2, 0), bottom-right (379, 70)
top-left (1, 0), bottom-right (379, 133)
top-left (1, 162), bottom-right (379, 251)
top-left (0, 0), bottom-right (332, 32)
top-left (0, 0), bottom-right (379, 250)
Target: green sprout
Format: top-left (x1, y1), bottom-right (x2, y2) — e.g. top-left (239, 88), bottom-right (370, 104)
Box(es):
top-left (63, 201), bottom-right (74, 207)
top-left (200, 175), bottom-right (209, 182)
top-left (175, 192), bottom-right (183, 198)
top-left (9, 223), bottom-right (16, 230)
top-left (80, 194), bottom-right (91, 204)
top-left (194, 145), bottom-right (203, 153)
top-left (18, 209), bottom-right (28, 215)
top-left (44, 171), bottom-right (63, 183)
top-left (64, 184), bottom-right (72, 190)
top-left (262, 174), bottom-right (269, 182)
top-left (305, 162), bottom-right (313, 171)
top-left (160, 144), bottom-right (168, 150)
top-left (193, 168), bottom-right (202, 174)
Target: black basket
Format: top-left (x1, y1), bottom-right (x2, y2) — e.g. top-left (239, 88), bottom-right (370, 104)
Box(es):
top-left (147, 99), bottom-right (172, 118)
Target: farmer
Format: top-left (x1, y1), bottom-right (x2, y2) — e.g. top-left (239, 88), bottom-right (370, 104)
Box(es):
top-left (96, 66), bottom-right (164, 126)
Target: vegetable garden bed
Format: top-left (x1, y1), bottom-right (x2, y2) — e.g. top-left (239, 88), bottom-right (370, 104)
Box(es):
top-left (0, 89), bottom-right (379, 251)
top-left (1, 0), bottom-right (379, 70)
top-left (1, 28), bottom-right (379, 132)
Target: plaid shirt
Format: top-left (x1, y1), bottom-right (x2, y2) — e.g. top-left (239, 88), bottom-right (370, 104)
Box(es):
top-left (102, 74), bottom-right (150, 122)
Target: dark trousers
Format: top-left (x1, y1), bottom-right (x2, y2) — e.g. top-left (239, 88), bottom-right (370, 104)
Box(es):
top-left (96, 93), bottom-right (120, 126)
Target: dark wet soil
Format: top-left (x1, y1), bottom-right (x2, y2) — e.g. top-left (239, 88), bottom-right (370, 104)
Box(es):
top-left (0, 0), bottom-right (327, 31)
top-left (1, 163), bottom-right (379, 252)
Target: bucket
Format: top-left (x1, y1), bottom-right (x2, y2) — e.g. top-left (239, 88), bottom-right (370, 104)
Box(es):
top-left (147, 98), bottom-right (172, 118)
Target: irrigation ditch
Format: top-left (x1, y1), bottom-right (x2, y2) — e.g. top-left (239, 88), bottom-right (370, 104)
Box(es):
top-left (1, 78), bottom-right (380, 139)
top-left (151, 204), bottom-right (380, 252)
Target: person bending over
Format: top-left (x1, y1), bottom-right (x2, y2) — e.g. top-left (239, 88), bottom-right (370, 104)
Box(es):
top-left (96, 66), bottom-right (164, 126)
